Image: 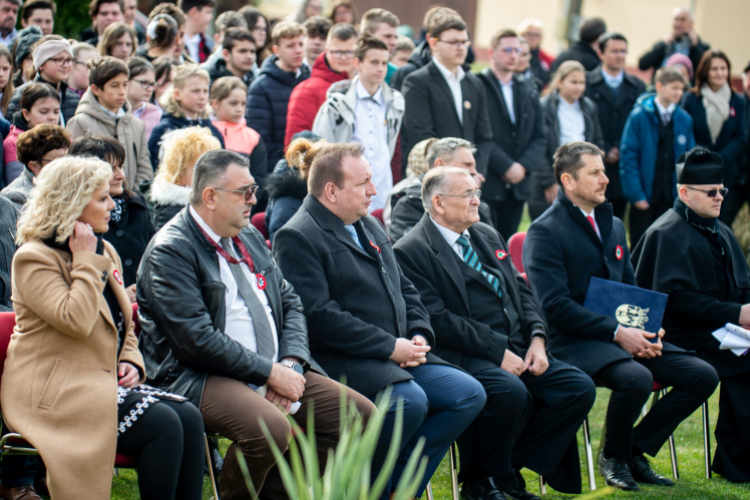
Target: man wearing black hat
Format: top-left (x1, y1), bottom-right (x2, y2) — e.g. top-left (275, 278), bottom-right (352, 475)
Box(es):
top-left (632, 146), bottom-right (750, 482)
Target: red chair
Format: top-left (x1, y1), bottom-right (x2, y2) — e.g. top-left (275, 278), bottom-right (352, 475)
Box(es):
top-left (251, 212), bottom-right (269, 240)
top-left (371, 208), bottom-right (384, 225)
top-left (507, 231), bottom-right (526, 273)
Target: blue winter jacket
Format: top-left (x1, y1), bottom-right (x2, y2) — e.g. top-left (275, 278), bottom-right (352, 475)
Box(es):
top-left (619, 93), bottom-right (695, 204)
top-left (245, 55), bottom-right (310, 172)
top-left (147, 112), bottom-right (225, 171)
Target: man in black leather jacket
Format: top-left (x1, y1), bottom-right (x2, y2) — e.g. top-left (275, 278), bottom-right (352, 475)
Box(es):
top-left (137, 150), bottom-right (374, 500)
top-left (0, 194), bottom-right (16, 311)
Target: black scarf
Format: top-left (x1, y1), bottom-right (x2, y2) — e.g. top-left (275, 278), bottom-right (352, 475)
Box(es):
top-left (673, 198), bottom-right (727, 258)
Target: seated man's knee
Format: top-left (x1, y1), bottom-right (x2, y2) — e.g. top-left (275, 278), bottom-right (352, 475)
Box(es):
top-left (621, 363), bottom-right (654, 400)
top-left (394, 382), bottom-right (429, 427)
top-left (245, 414), bottom-right (292, 457)
top-left (690, 360), bottom-right (720, 399)
top-left (576, 373), bottom-right (597, 411)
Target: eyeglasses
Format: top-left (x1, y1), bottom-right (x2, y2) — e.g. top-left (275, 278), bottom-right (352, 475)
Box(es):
top-left (132, 79), bottom-right (156, 90)
top-left (500, 47), bottom-right (522, 54)
top-left (329, 50), bottom-right (354, 58)
top-left (685, 186), bottom-right (728, 198)
top-left (214, 185), bottom-right (259, 202)
top-left (436, 39), bottom-right (472, 49)
top-left (438, 189), bottom-right (482, 200)
top-left (48, 57), bottom-right (74, 67)
top-left (253, 26), bottom-right (268, 33)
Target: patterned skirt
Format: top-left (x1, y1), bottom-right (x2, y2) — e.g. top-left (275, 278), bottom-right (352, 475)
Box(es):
top-left (117, 385), bottom-right (187, 436)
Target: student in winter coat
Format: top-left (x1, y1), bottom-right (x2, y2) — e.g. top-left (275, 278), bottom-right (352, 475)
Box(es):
top-left (284, 23), bottom-right (358, 147)
top-left (246, 21), bottom-right (310, 170)
top-left (201, 28), bottom-right (257, 89)
top-left (148, 64), bottom-right (224, 171)
top-left (681, 50), bottom-right (747, 225)
top-left (8, 37), bottom-right (81, 125)
top-left (150, 126), bottom-right (221, 230)
top-left (67, 57), bottom-right (153, 189)
top-left (537, 61), bottom-right (604, 219)
top-left (69, 134), bottom-right (155, 295)
top-left (620, 68), bottom-right (695, 247)
top-left (210, 76), bottom-right (268, 209)
top-left (3, 82), bottom-right (59, 184)
top-left (126, 57), bottom-right (162, 140)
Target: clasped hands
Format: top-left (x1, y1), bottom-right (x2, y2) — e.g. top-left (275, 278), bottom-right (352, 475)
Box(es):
top-left (616, 326), bottom-right (666, 359)
top-left (391, 335), bottom-right (430, 368)
top-left (501, 336), bottom-right (548, 377)
top-left (266, 357), bottom-right (306, 414)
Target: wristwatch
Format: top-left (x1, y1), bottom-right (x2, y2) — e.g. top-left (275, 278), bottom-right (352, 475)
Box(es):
top-left (281, 359), bottom-right (304, 374)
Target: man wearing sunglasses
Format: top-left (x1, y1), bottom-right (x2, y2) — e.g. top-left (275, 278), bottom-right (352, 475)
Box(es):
top-left (633, 146), bottom-right (750, 482)
top-left (137, 149), bottom-right (375, 500)
top-left (477, 28), bottom-right (546, 240)
top-left (394, 166), bottom-right (596, 500)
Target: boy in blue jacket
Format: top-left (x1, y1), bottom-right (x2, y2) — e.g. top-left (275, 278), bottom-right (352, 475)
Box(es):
top-left (620, 66), bottom-right (695, 247)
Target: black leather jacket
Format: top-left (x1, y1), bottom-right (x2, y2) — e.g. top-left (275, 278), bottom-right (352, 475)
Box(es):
top-left (136, 207), bottom-right (321, 406)
top-left (0, 195), bottom-right (17, 311)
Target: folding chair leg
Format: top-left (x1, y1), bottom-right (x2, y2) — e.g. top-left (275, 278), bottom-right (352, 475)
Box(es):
top-left (538, 475), bottom-right (546, 495)
top-left (204, 433), bottom-right (220, 500)
top-left (449, 443), bottom-right (460, 500)
top-left (426, 482), bottom-right (434, 500)
top-left (702, 401), bottom-right (712, 479)
top-left (582, 418), bottom-right (596, 491)
top-left (657, 389), bottom-right (679, 480)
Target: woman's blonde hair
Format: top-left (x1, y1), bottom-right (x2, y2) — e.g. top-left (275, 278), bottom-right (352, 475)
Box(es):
top-left (285, 137), bottom-right (327, 180)
top-left (545, 60), bottom-right (585, 96)
top-left (406, 138), bottom-right (438, 178)
top-left (16, 156), bottom-right (113, 245)
top-left (155, 126), bottom-right (221, 185)
top-left (160, 63), bottom-right (211, 118)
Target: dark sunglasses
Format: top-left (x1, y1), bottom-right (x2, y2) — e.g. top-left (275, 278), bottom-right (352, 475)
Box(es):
top-left (214, 185), bottom-right (259, 202)
top-left (685, 186), bottom-right (728, 198)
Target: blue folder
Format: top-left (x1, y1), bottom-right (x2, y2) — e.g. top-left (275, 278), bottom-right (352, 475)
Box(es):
top-left (583, 277), bottom-right (668, 343)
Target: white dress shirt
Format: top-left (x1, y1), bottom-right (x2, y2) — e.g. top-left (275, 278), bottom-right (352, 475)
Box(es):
top-left (0, 29), bottom-right (17, 48)
top-left (190, 206), bottom-right (279, 361)
top-left (351, 80), bottom-right (391, 212)
top-left (433, 57), bottom-right (465, 125)
top-left (578, 207), bottom-right (600, 239)
top-left (601, 68), bottom-right (624, 89)
top-left (557, 97), bottom-right (586, 146)
top-left (654, 99), bottom-right (676, 125)
top-left (499, 78), bottom-right (515, 124)
top-left (431, 216), bottom-right (469, 258)
top-left (185, 33), bottom-right (202, 62)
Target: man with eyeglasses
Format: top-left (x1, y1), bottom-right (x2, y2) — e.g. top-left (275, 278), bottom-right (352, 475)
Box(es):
top-left (585, 33), bottom-right (646, 223)
top-left (633, 146), bottom-right (750, 482)
top-left (137, 149), bottom-right (375, 500)
top-left (394, 166), bottom-right (595, 499)
top-left (524, 141), bottom-right (718, 491)
top-left (477, 29), bottom-right (546, 240)
top-left (284, 22), bottom-right (357, 147)
top-left (402, 11), bottom-right (493, 180)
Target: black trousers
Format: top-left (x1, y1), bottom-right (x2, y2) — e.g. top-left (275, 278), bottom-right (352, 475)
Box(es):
top-left (594, 353), bottom-right (719, 459)
top-left (485, 199), bottom-right (525, 240)
top-left (720, 183), bottom-right (750, 227)
top-left (712, 370), bottom-right (750, 481)
top-left (459, 358), bottom-right (596, 494)
top-left (628, 197), bottom-right (673, 249)
top-left (116, 399), bottom-right (205, 500)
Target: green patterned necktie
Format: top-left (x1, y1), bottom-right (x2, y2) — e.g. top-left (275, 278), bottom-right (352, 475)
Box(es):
top-left (456, 235), bottom-right (502, 297)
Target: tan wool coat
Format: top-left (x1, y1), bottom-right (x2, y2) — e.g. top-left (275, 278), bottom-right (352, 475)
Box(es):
top-left (1, 239), bottom-right (145, 500)
top-left (66, 88), bottom-right (154, 189)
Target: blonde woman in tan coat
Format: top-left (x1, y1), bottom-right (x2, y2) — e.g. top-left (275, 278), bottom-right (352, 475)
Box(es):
top-left (2, 156), bottom-right (204, 500)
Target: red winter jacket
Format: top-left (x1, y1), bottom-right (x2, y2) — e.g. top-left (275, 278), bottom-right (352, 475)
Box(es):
top-left (284, 52), bottom-right (349, 148)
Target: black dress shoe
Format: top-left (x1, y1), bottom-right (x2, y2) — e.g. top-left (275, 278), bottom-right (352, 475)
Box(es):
top-left (598, 452), bottom-right (639, 491)
top-left (494, 473), bottom-right (541, 500)
top-left (460, 478), bottom-right (506, 500)
top-left (628, 455), bottom-right (675, 486)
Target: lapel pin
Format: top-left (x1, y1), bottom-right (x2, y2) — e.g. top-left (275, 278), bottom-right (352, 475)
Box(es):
top-left (464, 101), bottom-right (471, 110)
top-left (112, 269), bottom-right (123, 285)
top-left (615, 245), bottom-right (623, 261)
top-left (730, 107), bottom-right (736, 117)
top-left (495, 249), bottom-right (507, 260)
top-left (256, 274), bottom-right (267, 290)
top-left (370, 241), bottom-right (381, 253)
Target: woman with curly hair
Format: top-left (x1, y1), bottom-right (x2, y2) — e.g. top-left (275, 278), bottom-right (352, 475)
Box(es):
top-left (2, 156), bottom-right (204, 499)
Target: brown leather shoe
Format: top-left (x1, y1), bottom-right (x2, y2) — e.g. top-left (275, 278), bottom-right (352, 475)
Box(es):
top-left (0, 484), bottom-right (42, 500)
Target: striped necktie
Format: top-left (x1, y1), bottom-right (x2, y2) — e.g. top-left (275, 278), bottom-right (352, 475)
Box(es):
top-left (456, 235), bottom-right (502, 297)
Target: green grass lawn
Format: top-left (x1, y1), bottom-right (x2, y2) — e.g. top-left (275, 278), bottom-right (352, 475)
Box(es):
top-left (109, 386), bottom-right (750, 499)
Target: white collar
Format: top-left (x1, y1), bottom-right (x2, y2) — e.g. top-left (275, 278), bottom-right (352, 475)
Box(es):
top-left (432, 57), bottom-right (465, 81)
top-left (97, 99), bottom-right (126, 118)
top-left (558, 96), bottom-right (581, 110)
top-left (189, 205), bottom-right (221, 243)
top-left (355, 80), bottom-right (384, 103)
top-left (186, 33), bottom-right (202, 44)
top-left (601, 67), bottom-right (624, 86)
top-left (498, 76), bottom-right (513, 88)
top-left (578, 207), bottom-right (595, 218)
top-left (654, 98), bottom-right (676, 116)
top-left (430, 215), bottom-right (469, 245)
